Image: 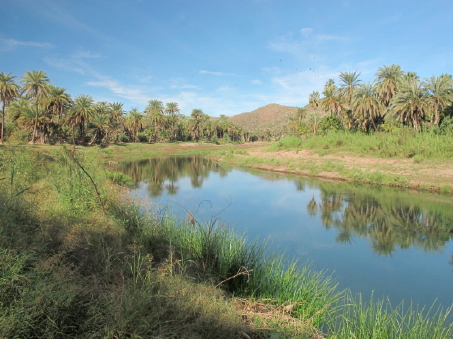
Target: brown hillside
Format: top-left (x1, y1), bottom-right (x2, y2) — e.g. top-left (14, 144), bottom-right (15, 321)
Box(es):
top-left (229, 103), bottom-right (299, 131)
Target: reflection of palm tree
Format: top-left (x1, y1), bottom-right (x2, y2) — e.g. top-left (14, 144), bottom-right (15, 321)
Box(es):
top-left (314, 183), bottom-right (453, 255)
top-left (307, 195), bottom-right (318, 216)
top-left (118, 155), bottom-right (232, 197)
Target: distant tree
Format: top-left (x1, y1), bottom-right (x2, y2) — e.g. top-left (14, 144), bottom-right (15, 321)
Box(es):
top-left (309, 91), bottom-right (320, 109)
top-left (45, 85), bottom-right (72, 143)
top-left (69, 94), bottom-right (94, 143)
top-left (390, 77), bottom-right (428, 131)
top-left (190, 108), bottom-right (209, 140)
top-left (21, 70), bottom-right (50, 143)
top-left (351, 82), bottom-right (384, 132)
top-left (321, 80), bottom-right (343, 116)
top-left (422, 74), bottom-right (453, 125)
top-left (0, 72), bottom-right (20, 144)
top-left (165, 102), bottom-right (180, 141)
top-left (145, 100), bottom-right (165, 142)
top-left (339, 71), bottom-right (362, 106)
top-left (375, 65), bottom-right (404, 106)
top-left (127, 108), bottom-right (144, 142)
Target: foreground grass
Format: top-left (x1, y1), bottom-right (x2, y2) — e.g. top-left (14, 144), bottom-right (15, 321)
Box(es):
top-left (1, 145), bottom-right (452, 338)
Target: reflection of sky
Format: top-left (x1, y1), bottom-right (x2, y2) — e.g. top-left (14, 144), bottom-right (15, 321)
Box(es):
top-left (128, 166), bottom-right (453, 309)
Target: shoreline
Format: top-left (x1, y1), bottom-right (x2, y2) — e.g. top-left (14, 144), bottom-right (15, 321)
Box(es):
top-left (204, 142), bottom-right (453, 194)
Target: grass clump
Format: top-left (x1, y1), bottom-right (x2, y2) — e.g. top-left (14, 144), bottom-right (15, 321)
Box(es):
top-left (267, 136), bottom-right (303, 151)
top-left (326, 292), bottom-right (453, 338)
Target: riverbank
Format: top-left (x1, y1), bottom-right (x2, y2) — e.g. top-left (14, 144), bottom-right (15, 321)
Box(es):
top-left (206, 141), bottom-right (453, 194)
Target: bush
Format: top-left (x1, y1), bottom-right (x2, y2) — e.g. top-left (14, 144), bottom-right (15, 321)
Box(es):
top-left (318, 115), bottom-right (343, 134)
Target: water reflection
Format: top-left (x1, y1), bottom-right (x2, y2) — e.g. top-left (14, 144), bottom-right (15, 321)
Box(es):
top-left (120, 156), bottom-right (453, 258)
top-left (119, 155), bottom-right (232, 197)
top-left (306, 181), bottom-right (453, 255)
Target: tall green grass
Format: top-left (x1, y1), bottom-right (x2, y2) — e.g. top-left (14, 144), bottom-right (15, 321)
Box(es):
top-left (275, 129), bottom-right (453, 159)
top-left (326, 292), bottom-right (453, 338)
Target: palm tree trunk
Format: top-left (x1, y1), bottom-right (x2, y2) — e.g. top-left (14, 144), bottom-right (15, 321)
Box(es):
top-left (1, 106), bottom-right (5, 144)
top-left (32, 101), bottom-right (39, 144)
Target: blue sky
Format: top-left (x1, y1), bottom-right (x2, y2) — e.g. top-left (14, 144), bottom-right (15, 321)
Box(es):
top-left (2, 0), bottom-right (453, 117)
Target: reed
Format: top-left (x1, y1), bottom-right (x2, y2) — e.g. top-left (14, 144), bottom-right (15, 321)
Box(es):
top-left (325, 292), bottom-right (453, 338)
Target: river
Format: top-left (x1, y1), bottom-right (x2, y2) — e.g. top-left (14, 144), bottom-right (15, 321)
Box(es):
top-left (118, 155), bottom-right (453, 309)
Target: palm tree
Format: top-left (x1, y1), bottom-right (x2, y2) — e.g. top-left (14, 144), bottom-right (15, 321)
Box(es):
top-left (10, 100), bottom-right (35, 138)
top-left (309, 91), bottom-right (320, 109)
top-left (110, 102), bottom-right (124, 123)
top-left (145, 100), bottom-right (165, 142)
top-left (165, 102), bottom-right (180, 141)
top-left (339, 71), bottom-right (362, 105)
top-left (351, 83), bottom-right (384, 132)
top-left (88, 112), bottom-right (110, 144)
top-left (127, 108), bottom-right (143, 142)
top-left (0, 72), bottom-right (20, 144)
top-left (190, 108), bottom-right (208, 140)
top-left (7, 98), bottom-right (30, 124)
top-left (375, 65), bottom-right (404, 106)
top-left (68, 94), bottom-right (94, 144)
top-left (422, 74), bottom-right (453, 125)
top-left (390, 77), bottom-right (429, 131)
top-left (321, 80), bottom-right (342, 116)
top-left (45, 85), bottom-right (72, 143)
top-left (21, 71), bottom-right (50, 143)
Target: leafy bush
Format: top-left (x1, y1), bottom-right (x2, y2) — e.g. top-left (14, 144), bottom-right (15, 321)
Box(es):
top-left (318, 115), bottom-right (343, 134)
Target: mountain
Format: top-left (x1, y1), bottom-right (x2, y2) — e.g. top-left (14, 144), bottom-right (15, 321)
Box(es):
top-left (228, 103), bottom-right (299, 131)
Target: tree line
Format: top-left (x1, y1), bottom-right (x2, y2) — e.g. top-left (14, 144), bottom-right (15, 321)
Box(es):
top-left (288, 64), bottom-right (453, 135)
top-left (0, 70), bottom-right (252, 145)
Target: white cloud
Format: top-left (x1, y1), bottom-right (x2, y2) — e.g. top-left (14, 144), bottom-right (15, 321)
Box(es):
top-left (251, 79), bottom-right (262, 85)
top-left (0, 38), bottom-right (54, 51)
top-left (268, 29), bottom-right (349, 55)
top-left (168, 77), bottom-right (199, 89)
top-left (72, 49), bottom-right (102, 59)
top-left (199, 70), bottom-right (234, 76)
top-left (300, 28), bottom-right (313, 36)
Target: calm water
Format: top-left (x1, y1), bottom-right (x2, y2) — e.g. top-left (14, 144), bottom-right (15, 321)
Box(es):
top-left (119, 155), bottom-right (453, 308)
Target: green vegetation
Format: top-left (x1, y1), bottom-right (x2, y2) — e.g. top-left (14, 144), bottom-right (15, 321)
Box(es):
top-left (297, 130), bottom-right (453, 159)
top-left (0, 71), bottom-right (251, 146)
top-left (1, 145), bottom-right (453, 338)
top-left (287, 66), bottom-right (453, 136)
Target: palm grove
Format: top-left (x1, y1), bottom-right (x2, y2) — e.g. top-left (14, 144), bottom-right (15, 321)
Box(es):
top-left (288, 65), bottom-right (453, 136)
top-left (0, 70), bottom-right (250, 145)
top-left (2, 65), bottom-right (453, 145)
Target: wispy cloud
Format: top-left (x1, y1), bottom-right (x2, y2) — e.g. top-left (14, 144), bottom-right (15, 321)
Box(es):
top-left (44, 49), bottom-right (102, 75)
top-left (251, 79), bottom-right (262, 85)
top-left (168, 77), bottom-right (199, 89)
top-left (86, 77), bottom-right (155, 104)
top-left (199, 70), bottom-right (234, 76)
top-left (268, 28), bottom-right (349, 55)
top-left (0, 38), bottom-right (54, 51)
